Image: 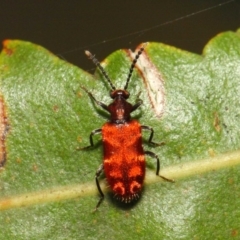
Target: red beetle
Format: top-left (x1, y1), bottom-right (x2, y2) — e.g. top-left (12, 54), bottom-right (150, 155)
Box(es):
top-left (81, 45), bottom-right (173, 209)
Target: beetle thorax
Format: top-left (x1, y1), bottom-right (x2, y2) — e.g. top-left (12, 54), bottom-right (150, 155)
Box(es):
top-left (108, 90), bottom-right (133, 124)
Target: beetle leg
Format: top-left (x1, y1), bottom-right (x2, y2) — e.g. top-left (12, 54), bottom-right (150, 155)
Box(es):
top-left (131, 90), bottom-right (143, 112)
top-left (131, 99), bottom-right (143, 112)
top-left (81, 86), bottom-right (109, 111)
top-left (144, 150), bottom-right (174, 182)
top-left (95, 164), bottom-right (104, 210)
top-left (78, 128), bottom-right (102, 150)
top-left (141, 125), bottom-right (165, 146)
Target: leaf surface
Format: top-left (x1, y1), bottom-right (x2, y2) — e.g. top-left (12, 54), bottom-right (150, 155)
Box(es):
top-left (0, 29), bottom-right (240, 239)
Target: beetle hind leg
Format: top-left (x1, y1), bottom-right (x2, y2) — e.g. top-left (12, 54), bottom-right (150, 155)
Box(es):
top-left (94, 164), bottom-right (105, 211)
top-left (144, 150), bottom-right (174, 182)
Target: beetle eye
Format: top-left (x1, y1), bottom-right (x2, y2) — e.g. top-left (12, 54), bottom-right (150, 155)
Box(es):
top-left (123, 90), bottom-right (130, 99)
top-left (110, 90), bottom-right (115, 99)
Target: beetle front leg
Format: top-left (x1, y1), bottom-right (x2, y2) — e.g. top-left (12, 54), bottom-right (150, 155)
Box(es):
top-left (144, 150), bottom-right (174, 182)
top-left (81, 86), bottom-right (109, 112)
top-left (130, 90), bottom-right (143, 113)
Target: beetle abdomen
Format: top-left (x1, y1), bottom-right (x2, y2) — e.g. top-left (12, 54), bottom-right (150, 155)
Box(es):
top-left (102, 120), bottom-right (145, 202)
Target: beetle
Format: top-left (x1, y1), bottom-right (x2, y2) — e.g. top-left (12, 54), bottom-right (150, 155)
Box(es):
top-left (81, 44), bottom-right (174, 209)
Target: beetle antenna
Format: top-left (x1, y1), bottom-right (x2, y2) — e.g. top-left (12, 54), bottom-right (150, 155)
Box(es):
top-left (85, 50), bottom-right (116, 90)
top-left (124, 43), bottom-right (146, 90)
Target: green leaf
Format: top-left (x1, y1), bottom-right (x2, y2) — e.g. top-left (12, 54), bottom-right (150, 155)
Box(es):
top-left (0, 29), bottom-right (240, 239)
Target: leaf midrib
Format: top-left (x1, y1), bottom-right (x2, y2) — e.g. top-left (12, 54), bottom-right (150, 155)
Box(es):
top-left (0, 149), bottom-right (239, 211)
